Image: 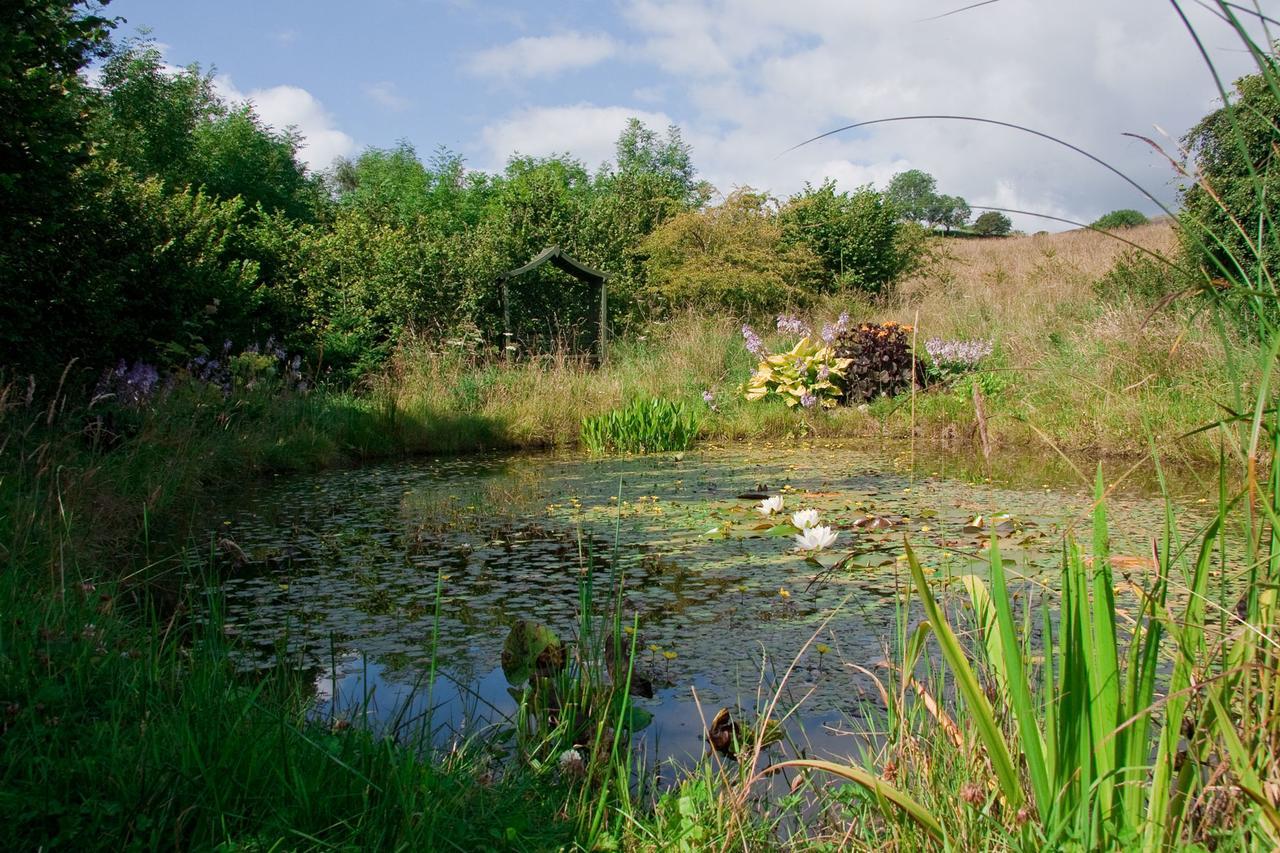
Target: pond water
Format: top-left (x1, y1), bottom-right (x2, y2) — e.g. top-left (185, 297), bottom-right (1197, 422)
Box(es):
top-left (207, 440), bottom-right (1216, 767)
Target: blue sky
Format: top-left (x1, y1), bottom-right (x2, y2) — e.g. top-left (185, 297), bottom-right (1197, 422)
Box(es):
top-left (103, 0), bottom-right (1265, 231)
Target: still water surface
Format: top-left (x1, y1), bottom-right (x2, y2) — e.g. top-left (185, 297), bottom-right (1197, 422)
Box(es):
top-left (208, 441), bottom-right (1209, 765)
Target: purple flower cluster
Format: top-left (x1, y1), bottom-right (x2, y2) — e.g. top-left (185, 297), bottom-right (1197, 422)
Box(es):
top-left (925, 338), bottom-right (994, 368)
top-left (94, 360), bottom-right (162, 407)
top-left (741, 324), bottom-right (767, 358)
top-left (820, 312), bottom-right (852, 344)
top-left (702, 389), bottom-right (715, 404)
top-left (94, 337), bottom-right (308, 408)
top-left (800, 393), bottom-right (818, 409)
top-left (776, 314), bottom-right (811, 337)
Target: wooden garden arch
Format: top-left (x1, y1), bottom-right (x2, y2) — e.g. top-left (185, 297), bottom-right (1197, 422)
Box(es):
top-left (498, 246), bottom-right (610, 363)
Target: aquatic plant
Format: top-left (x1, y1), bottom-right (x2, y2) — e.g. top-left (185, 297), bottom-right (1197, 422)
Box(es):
top-left (580, 397), bottom-right (701, 454)
top-left (790, 508), bottom-right (820, 530)
top-left (793, 524), bottom-right (837, 551)
top-left (757, 495), bottom-right (784, 516)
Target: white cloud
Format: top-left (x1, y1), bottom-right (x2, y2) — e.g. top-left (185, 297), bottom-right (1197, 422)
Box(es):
top-left (215, 76), bottom-right (357, 171)
top-left (480, 104), bottom-right (676, 170)
top-left (597, 0), bottom-right (1266, 230)
top-left (365, 81), bottom-right (409, 112)
top-left (466, 31), bottom-right (619, 80)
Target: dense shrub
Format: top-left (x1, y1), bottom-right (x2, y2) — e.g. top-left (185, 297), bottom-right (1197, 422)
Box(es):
top-left (779, 180), bottom-right (916, 294)
top-left (1091, 209), bottom-right (1149, 230)
top-left (1093, 249), bottom-right (1187, 304)
top-left (1180, 56), bottom-right (1280, 287)
top-left (972, 211), bottom-right (1013, 237)
top-left (640, 190), bottom-right (821, 316)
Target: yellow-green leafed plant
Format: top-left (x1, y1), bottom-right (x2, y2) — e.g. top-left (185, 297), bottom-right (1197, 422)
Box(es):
top-left (742, 335), bottom-right (851, 409)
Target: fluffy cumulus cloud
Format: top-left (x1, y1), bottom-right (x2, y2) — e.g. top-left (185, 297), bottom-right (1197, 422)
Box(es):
top-left (465, 31), bottom-right (619, 80)
top-left (480, 104), bottom-right (676, 169)
top-left (215, 76), bottom-right (357, 171)
top-left (476, 1), bottom-right (1263, 229)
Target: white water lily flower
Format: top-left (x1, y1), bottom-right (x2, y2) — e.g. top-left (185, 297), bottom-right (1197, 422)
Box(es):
top-left (795, 525), bottom-right (838, 551)
top-left (757, 495), bottom-right (784, 516)
top-left (791, 509), bottom-right (821, 530)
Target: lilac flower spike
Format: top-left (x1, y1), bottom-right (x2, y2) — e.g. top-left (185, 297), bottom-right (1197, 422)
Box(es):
top-left (741, 324), bottom-right (767, 358)
top-left (776, 314), bottom-right (810, 336)
top-left (800, 392), bottom-right (818, 409)
top-left (925, 338), bottom-right (994, 367)
top-left (821, 312), bottom-right (851, 343)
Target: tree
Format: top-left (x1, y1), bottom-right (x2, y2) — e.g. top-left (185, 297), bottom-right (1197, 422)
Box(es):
top-left (1090, 209), bottom-right (1148, 230)
top-left (779, 180), bottom-right (914, 293)
top-left (972, 210), bottom-right (1013, 236)
top-left (926, 194), bottom-right (971, 234)
top-left (612, 118), bottom-right (707, 206)
top-left (94, 37), bottom-right (320, 220)
top-left (0, 0), bottom-right (116, 371)
top-left (885, 169), bottom-right (938, 223)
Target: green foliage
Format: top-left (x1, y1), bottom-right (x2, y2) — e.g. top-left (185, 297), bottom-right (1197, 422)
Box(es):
top-left (832, 321), bottom-right (917, 402)
top-left (779, 180), bottom-right (915, 294)
top-left (94, 37), bottom-right (320, 220)
top-left (1091, 208), bottom-right (1149, 230)
top-left (0, 0), bottom-right (115, 372)
top-left (925, 193), bottom-right (971, 234)
top-left (972, 210), bottom-right (1013, 236)
top-left (0, 574), bottom-right (582, 850)
top-left (580, 398), bottom-right (701, 454)
top-left (1180, 54), bottom-right (1280, 289)
top-left (778, 479), bottom-right (1214, 848)
top-left (885, 169), bottom-right (938, 223)
top-left (1094, 249), bottom-right (1186, 303)
top-left (742, 335), bottom-right (850, 409)
top-left (640, 189), bottom-right (822, 316)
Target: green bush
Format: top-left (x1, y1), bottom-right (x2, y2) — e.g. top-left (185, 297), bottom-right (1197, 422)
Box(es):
top-left (1090, 209), bottom-right (1149, 230)
top-left (639, 189), bottom-right (820, 316)
top-left (580, 398), bottom-right (701, 454)
top-left (1094, 249), bottom-right (1187, 303)
top-left (1180, 55), bottom-right (1280, 289)
top-left (779, 180), bottom-right (915, 293)
top-left (972, 211), bottom-right (1013, 236)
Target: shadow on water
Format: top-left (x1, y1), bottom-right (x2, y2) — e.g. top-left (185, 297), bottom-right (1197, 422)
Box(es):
top-left (201, 438), bottom-right (1224, 769)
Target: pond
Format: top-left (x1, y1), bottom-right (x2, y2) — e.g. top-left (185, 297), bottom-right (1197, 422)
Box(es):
top-left (206, 440), bottom-right (1215, 768)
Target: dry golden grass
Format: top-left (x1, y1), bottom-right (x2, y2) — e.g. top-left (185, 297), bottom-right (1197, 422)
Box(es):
top-left (885, 222), bottom-right (1179, 337)
top-left (864, 222), bottom-right (1247, 459)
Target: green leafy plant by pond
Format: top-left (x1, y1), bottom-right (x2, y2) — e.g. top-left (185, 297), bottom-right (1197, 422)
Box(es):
top-left (743, 334), bottom-right (851, 409)
top-left (580, 397), bottom-right (701, 454)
